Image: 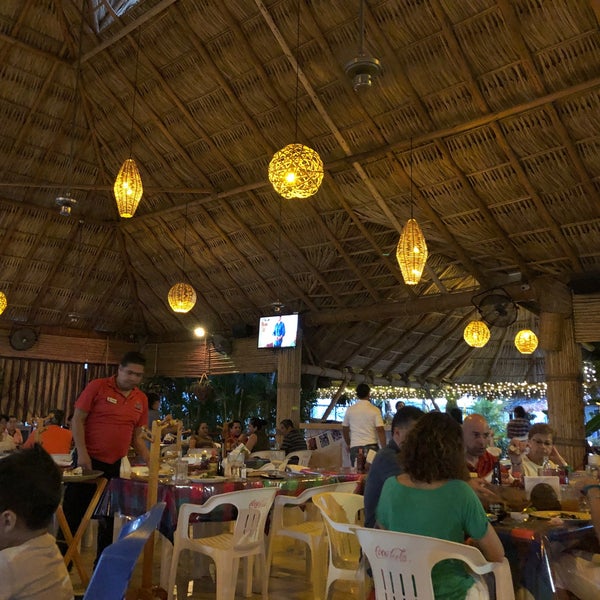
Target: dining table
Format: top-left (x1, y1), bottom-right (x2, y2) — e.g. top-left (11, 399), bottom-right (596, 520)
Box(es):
top-left (494, 513), bottom-right (599, 599)
top-left (95, 469), bottom-right (362, 541)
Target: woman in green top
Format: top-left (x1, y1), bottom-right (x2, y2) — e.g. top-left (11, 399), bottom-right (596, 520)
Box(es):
top-left (376, 412), bottom-right (504, 600)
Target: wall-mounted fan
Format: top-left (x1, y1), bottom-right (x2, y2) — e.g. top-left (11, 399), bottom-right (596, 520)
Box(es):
top-left (9, 327), bottom-right (38, 351)
top-left (472, 289), bottom-right (518, 328)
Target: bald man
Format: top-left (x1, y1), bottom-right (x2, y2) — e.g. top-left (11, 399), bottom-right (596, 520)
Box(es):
top-left (463, 413), bottom-right (498, 480)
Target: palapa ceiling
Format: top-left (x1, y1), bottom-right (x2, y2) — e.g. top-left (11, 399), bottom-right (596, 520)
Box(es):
top-left (1, 0), bottom-right (599, 386)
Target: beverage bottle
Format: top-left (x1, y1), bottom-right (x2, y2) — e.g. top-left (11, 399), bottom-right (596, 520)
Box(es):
top-left (208, 449), bottom-right (219, 476)
top-left (491, 461), bottom-right (501, 485)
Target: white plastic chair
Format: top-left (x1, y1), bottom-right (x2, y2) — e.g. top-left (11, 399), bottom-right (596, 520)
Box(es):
top-left (166, 487), bottom-right (277, 600)
top-left (249, 450), bottom-right (273, 460)
top-left (313, 491), bottom-right (366, 599)
top-left (282, 450), bottom-right (312, 467)
top-left (354, 527), bottom-right (514, 600)
top-left (267, 481), bottom-right (358, 600)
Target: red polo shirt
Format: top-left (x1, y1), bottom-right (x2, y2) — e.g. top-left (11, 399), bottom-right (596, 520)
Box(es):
top-left (75, 376), bottom-right (148, 464)
top-left (467, 450), bottom-right (498, 479)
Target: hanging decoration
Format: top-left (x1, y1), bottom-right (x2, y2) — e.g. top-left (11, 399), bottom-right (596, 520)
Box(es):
top-left (167, 205), bottom-right (196, 314)
top-left (114, 28), bottom-right (143, 218)
top-left (268, 0), bottom-right (323, 199)
top-left (0, 291), bottom-right (7, 315)
top-left (167, 282), bottom-right (196, 313)
top-left (515, 329), bottom-right (538, 354)
top-left (396, 140), bottom-right (427, 284)
top-left (463, 320), bottom-right (491, 348)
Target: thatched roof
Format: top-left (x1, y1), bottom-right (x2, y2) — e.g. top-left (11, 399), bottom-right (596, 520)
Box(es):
top-left (0, 0), bottom-right (599, 385)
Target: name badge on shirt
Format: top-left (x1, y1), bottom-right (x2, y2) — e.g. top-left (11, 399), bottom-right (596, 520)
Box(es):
top-left (106, 396), bottom-right (118, 404)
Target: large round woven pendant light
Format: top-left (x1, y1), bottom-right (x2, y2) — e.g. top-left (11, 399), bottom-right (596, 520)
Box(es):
top-left (396, 140), bottom-right (427, 285)
top-left (463, 320), bottom-right (491, 348)
top-left (268, 0), bottom-right (323, 200)
top-left (114, 27), bottom-right (143, 218)
top-left (0, 291), bottom-right (7, 315)
top-left (514, 329), bottom-right (538, 354)
top-left (167, 204), bottom-right (196, 314)
top-left (269, 144), bottom-right (323, 199)
top-left (168, 282), bottom-right (196, 313)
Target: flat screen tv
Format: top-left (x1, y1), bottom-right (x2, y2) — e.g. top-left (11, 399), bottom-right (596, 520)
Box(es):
top-left (257, 314), bottom-right (299, 349)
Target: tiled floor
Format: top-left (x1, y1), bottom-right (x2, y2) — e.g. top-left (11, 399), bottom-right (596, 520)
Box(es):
top-left (72, 531), bottom-right (364, 599)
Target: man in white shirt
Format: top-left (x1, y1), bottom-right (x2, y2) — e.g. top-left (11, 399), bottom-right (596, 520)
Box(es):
top-left (342, 383), bottom-right (386, 467)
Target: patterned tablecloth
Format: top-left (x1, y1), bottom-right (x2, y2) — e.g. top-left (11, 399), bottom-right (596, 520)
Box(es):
top-left (494, 516), bottom-right (598, 599)
top-left (96, 470), bottom-right (361, 540)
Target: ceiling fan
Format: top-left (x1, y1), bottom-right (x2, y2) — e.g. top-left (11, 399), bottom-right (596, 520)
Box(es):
top-left (472, 288), bottom-right (518, 328)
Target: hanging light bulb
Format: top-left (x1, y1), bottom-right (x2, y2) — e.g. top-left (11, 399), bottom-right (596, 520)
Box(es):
top-left (463, 320), bottom-right (491, 348)
top-left (515, 329), bottom-right (538, 354)
top-left (396, 218), bottom-right (428, 285)
top-left (0, 291), bottom-right (7, 315)
top-left (269, 143), bottom-right (323, 199)
top-left (167, 204), bottom-right (196, 314)
top-left (114, 158), bottom-right (143, 218)
top-left (396, 140), bottom-right (427, 285)
top-left (168, 282), bottom-right (196, 313)
top-left (268, 0), bottom-right (323, 200)
top-left (114, 27), bottom-right (143, 218)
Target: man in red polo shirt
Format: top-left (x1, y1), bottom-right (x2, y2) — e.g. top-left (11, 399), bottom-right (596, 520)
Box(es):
top-left (60, 351), bottom-right (149, 564)
top-left (463, 413), bottom-right (498, 479)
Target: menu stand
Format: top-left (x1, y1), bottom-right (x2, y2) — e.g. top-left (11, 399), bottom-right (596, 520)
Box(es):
top-left (56, 475), bottom-right (108, 586)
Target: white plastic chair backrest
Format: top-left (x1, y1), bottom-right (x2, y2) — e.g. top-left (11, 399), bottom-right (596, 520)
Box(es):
top-left (313, 492), bottom-right (364, 567)
top-left (283, 450), bottom-right (312, 467)
top-left (232, 507), bottom-right (264, 551)
top-left (354, 527), bottom-right (511, 600)
top-left (176, 487), bottom-right (277, 544)
top-left (249, 450), bottom-right (273, 460)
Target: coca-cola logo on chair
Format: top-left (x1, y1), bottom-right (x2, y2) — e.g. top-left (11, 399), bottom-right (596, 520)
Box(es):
top-left (374, 545), bottom-right (408, 562)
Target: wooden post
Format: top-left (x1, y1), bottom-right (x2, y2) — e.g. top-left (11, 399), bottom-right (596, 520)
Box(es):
top-left (545, 316), bottom-right (586, 469)
top-left (276, 338), bottom-right (302, 444)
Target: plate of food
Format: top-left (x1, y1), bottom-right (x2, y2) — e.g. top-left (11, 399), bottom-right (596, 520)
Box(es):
top-left (62, 468), bottom-right (104, 482)
top-left (188, 475), bottom-right (227, 483)
top-left (529, 510), bottom-right (591, 523)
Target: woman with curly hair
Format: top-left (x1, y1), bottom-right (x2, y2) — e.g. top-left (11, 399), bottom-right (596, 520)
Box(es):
top-left (376, 411), bottom-right (504, 600)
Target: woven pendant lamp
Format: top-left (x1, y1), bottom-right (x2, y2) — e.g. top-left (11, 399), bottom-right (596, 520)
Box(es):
top-left (114, 28), bottom-right (143, 218)
top-left (114, 158), bottom-right (143, 218)
top-left (514, 329), bottom-right (538, 354)
top-left (0, 291), bottom-right (7, 315)
top-left (168, 282), bottom-right (196, 313)
top-left (463, 320), bottom-right (491, 348)
top-left (397, 218), bottom-right (428, 285)
top-left (268, 0), bottom-right (323, 200)
top-left (167, 205), bottom-right (196, 314)
top-left (269, 144), bottom-right (323, 199)
top-left (397, 140), bottom-right (427, 285)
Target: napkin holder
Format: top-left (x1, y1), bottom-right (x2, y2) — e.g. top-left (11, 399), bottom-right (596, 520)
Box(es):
top-left (524, 475), bottom-right (561, 499)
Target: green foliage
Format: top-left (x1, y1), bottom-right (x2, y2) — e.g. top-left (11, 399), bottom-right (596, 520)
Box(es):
top-left (467, 398), bottom-right (508, 450)
top-left (586, 413), bottom-right (600, 437)
top-left (143, 373), bottom-right (278, 433)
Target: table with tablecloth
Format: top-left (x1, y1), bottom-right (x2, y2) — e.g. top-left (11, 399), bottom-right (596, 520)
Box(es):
top-left (494, 515), bottom-right (599, 599)
top-left (96, 470), bottom-right (362, 541)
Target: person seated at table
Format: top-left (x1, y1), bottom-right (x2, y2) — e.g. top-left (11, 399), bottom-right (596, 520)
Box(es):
top-left (463, 414), bottom-right (498, 480)
top-left (245, 417), bottom-right (270, 452)
top-left (0, 414), bottom-right (17, 453)
top-left (0, 444), bottom-right (74, 600)
top-left (364, 406), bottom-right (423, 528)
top-left (376, 412), bottom-right (505, 600)
top-left (223, 420), bottom-right (247, 453)
top-left (508, 423), bottom-right (568, 477)
top-left (22, 410), bottom-right (73, 454)
top-left (5, 416), bottom-right (23, 447)
top-left (189, 422), bottom-right (215, 449)
top-left (278, 419), bottom-right (307, 454)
